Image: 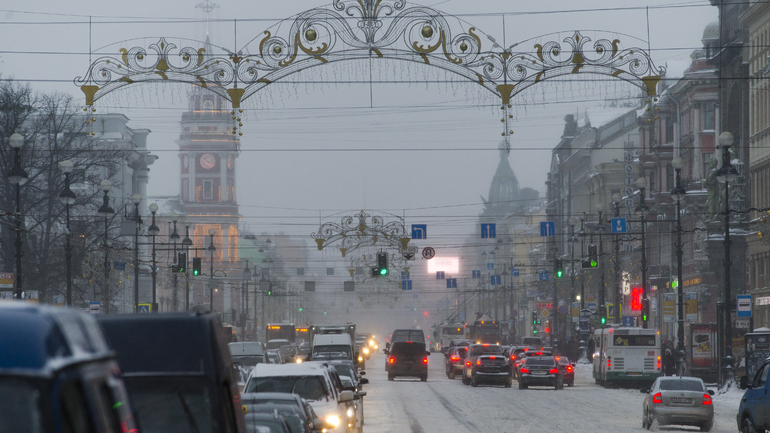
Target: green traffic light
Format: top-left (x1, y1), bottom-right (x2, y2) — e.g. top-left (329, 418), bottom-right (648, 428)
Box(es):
top-left (642, 314), bottom-right (647, 321)
top-left (556, 270), bottom-right (563, 278)
top-left (380, 268), bottom-right (388, 276)
top-left (533, 329), bottom-right (538, 334)
top-left (601, 317), bottom-right (606, 324)
top-left (299, 307), bottom-right (303, 312)
top-left (672, 280), bottom-right (678, 289)
top-left (590, 260), bottom-right (598, 267)
top-left (193, 270), bottom-right (199, 276)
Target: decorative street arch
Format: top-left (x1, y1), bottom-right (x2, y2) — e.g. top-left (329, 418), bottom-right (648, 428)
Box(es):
top-left (75, 0), bottom-right (665, 150)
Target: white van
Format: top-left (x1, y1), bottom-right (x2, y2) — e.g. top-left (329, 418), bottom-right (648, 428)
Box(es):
top-left (312, 334), bottom-right (353, 361)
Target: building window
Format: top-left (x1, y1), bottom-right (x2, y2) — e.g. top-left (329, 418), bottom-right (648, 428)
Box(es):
top-left (297, 267), bottom-right (305, 276)
top-left (182, 179), bottom-right (188, 202)
top-left (666, 164), bottom-right (674, 192)
top-left (665, 117), bottom-right (674, 143)
top-left (203, 180), bottom-right (213, 200)
top-left (202, 100), bottom-right (214, 111)
top-left (703, 102), bottom-right (715, 130)
top-left (327, 268), bottom-right (334, 276)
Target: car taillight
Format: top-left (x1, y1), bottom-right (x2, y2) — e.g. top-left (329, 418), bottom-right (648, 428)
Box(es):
top-left (548, 368), bottom-right (559, 374)
top-left (652, 393), bottom-right (662, 404)
top-left (489, 356), bottom-right (496, 360)
top-left (511, 356), bottom-right (516, 361)
top-left (476, 360), bottom-right (482, 366)
top-left (702, 394), bottom-right (712, 405)
top-left (607, 357), bottom-right (611, 370)
top-left (451, 356), bottom-right (459, 361)
top-left (389, 357), bottom-right (395, 364)
top-left (520, 367), bottom-right (530, 373)
top-left (466, 361), bottom-right (471, 367)
top-left (566, 366), bottom-right (573, 372)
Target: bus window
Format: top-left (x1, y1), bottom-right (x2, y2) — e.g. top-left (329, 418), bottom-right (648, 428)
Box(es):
top-left (612, 335), bottom-right (656, 346)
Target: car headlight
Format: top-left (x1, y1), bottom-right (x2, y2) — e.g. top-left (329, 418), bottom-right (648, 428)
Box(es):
top-left (295, 358), bottom-right (303, 363)
top-left (362, 347), bottom-right (369, 354)
top-left (325, 415), bottom-right (341, 428)
top-left (358, 356), bottom-right (363, 362)
top-left (374, 345), bottom-right (378, 350)
top-left (346, 407), bottom-right (354, 418)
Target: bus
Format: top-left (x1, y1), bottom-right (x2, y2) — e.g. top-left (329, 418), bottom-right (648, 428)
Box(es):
top-left (469, 319), bottom-right (502, 345)
top-left (437, 323), bottom-right (466, 353)
top-left (592, 326), bottom-right (661, 387)
top-left (266, 323), bottom-right (296, 343)
top-left (295, 326), bottom-right (310, 343)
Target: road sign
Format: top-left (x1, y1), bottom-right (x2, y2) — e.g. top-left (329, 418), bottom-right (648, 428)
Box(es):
top-left (401, 280), bottom-right (413, 291)
top-left (472, 270), bottom-right (481, 279)
top-left (411, 224), bottom-right (427, 239)
top-left (481, 223), bottom-right (496, 238)
top-left (89, 302), bottom-right (101, 315)
top-left (487, 263), bottom-right (494, 270)
top-left (611, 218), bottom-right (627, 234)
top-left (622, 316), bottom-right (635, 327)
top-left (737, 318), bottom-right (750, 329)
top-left (540, 221), bottom-right (556, 237)
top-left (557, 305), bottom-right (568, 315)
top-left (0, 273), bottom-right (12, 289)
top-left (137, 303), bottom-right (151, 313)
top-left (490, 275), bottom-right (501, 285)
top-left (607, 303), bottom-right (620, 319)
top-left (511, 309), bottom-right (518, 318)
top-left (541, 309), bottom-right (550, 318)
top-left (446, 278), bottom-right (457, 289)
top-left (422, 247), bottom-right (435, 259)
top-left (512, 268), bottom-right (520, 277)
top-left (436, 271), bottom-right (445, 280)
top-left (538, 270), bottom-right (549, 281)
top-left (401, 271), bottom-right (410, 280)
top-left (113, 261), bottom-right (126, 271)
top-left (738, 295), bottom-right (752, 318)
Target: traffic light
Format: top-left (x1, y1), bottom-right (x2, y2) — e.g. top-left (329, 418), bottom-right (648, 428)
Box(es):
top-left (172, 253), bottom-right (187, 273)
top-left (641, 298), bottom-right (650, 322)
top-left (554, 259), bottom-right (564, 278)
top-left (377, 252), bottom-right (388, 276)
top-left (532, 311), bottom-right (537, 325)
top-left (192, 257), bottom-right (201, 276)
top-left (588, 244), bottom-right (598, 267)
top-left (600, 304), bottom-right (607, 325)
top-left (544, 320), bottom-right (551, 334)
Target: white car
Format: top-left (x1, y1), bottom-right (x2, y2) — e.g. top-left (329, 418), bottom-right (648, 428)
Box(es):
top-left (245, 362), bottom-right (355, 433)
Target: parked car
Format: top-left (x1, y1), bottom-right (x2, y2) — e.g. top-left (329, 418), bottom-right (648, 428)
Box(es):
top-left (642, 376), bottom-right (713, 431)
top-left (518, 355), bottom-right (562, 390)
top-left (0, 303), bottom-right (138, 433)
top-left (99, 312), bottom-right (246, 433)
top-left (387, 341), bottom-right (429, 381)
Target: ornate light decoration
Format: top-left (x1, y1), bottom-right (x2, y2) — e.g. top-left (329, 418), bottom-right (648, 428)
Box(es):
top-left (75, 0), bottom-right (664, 147)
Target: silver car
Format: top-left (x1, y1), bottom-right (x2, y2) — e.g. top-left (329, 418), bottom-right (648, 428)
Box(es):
top-left (641, 376), bottom-right (714, 431)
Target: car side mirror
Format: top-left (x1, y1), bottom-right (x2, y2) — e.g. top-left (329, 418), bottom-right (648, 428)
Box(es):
top-left (740, 376), bottom-right (750, 390)
top-left (356, 391), bottom-right (367, 398)
top-left (707, 389), bottom-right (715, 395)
top-left (383, 349), bottom-right (389, 355)
top-left (359, 378), bottom-right (369, 385)
top-left (339, 390), bottom-right (355, 403)
top-left (359, 371), bottom-right (366, 376)
top-left (426, 351), bottom-right (431, 357)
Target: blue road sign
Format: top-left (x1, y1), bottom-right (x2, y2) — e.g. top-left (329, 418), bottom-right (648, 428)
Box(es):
top-left (611, 218), bottom-right (627, 234)
top-left (738, 295), bottom-right (752, 318)
top-left (511, 309), bottom-right (518, 318)
top-left (411, 224), bottom-right (427, 240)
top-left (538, 270), bottom-right (549, 281)
top-left (490, 275), bottom-right (501, 285)
top-left (446, 278), bottom-right (457, 289)
top-left (137, 303), bottom-right (151, 313)
top-left (487, 263), bottom-right (494, 270)
top-left (607, 304), bottom-right (618, 319)
top-left (512, 268), bottom-right (520, 277)
top-left (481, 223), bottom-right (496, 238)
top-left (113, 261), bottom-right (126, 271)
top-left (436, 271), bottom-right (445, 280)
top-left (622, 316), bottom-right (635, 327)
top-left (401, 271), bottom-right (410, 280)
top-left (557, 305), bottom-right (568, 315)
top-left (472, 270), bottom-right (481, 279)
top-left (402, 280), bottom-right (413, 291)
top-left (540, 221), bottom-right (556, 237)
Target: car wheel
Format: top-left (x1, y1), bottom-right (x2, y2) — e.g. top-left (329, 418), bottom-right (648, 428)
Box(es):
top-left (642, 410), bottom-right (648, 429)
top-left (470, 378), bottom-right (478, 387)
top-left (568, 381), bottom-right (574, 387)
top-left (462, 375), bottom-right (470, 385)
top-left (449, 371), bottom-right (456, 380)
top-left (420, 374), bottom-right (427, 382)
top-left (700, 419), bottom-right (713, 432)
top-left (742, 417), bottom-right (762, 433)
top-left (505, 379), bottom-right (512, 388)
top-left (387, 373), bottom-right (394, 381)
top-left (518, 381), bottom-right (527, 390)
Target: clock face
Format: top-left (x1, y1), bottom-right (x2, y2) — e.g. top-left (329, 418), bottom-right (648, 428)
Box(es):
top-left (227, 154), bottom-right (234, 169)
top-left (200, 154), bottom-right (216, 170)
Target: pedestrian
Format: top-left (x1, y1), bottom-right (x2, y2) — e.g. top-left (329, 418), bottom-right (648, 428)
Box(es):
top-left (664, 348), bottom-right (675, 376)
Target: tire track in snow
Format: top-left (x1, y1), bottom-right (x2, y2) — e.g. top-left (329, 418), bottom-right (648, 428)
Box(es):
top-left (426, 382), bottom-right (481, 431)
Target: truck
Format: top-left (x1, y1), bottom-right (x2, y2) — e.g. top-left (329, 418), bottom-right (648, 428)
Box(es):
top-left (308, 323), bottom-right (356, 353)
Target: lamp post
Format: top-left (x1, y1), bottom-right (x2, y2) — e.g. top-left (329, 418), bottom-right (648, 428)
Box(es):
top-left (568, 217), bottom-right (578, 337)
top-left (131, 193), bottom-right (142, 313)
top-left (612, 193), bottom-right (623, 324)
top-left (671, 156), bottom-right (687, 374)
top-left (242, 260), bottom-right (251, 340)
top-left (716, 131), bottom-right (739, 383)
top-left (252, 266), bottom-right (259, 339)
top-left (182, 218), bottom-right (193, 311)
top-left (148, 203), bottom-right (160, 312)
top-left (208, 228), bottom-right (216, 312)
top-left (97, 180), bottom-right (114, 311)
top-left (578, 215), bottom-right (586, 310)
top-left (8, 133), bottom-right (27, 300)
top-left (170, 220), bottom-right (180, 310)
top-left (595, 203), bottom-right (606, 320)
top-left (636, 176), bottom-right (650, 328)
top-left (58, 160), bottom-right (76, 306)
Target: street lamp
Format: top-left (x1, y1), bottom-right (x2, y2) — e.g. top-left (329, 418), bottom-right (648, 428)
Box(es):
top-left (242, 260), bottom-right (251, 340)
top-left (595, 202), bottom-right (606, 319)
top-left (208, 228), bottom-right (216, 312)
top-left (97, 180), bottom-right (114, 312)
top-left (8, 133), bottom-right (27, 300)
top-left (170, 220), bottom-right (180, 310)
top-left (612, 193), bottom-right (623, 324)
top-left (148, 203), bottom-right (160, 313)
top-left (131, 193), bottom-right (142, 313)
top-left (636, 176), bottom-right (650, 328)
top-left (671, 156), bottom-right (687, 373)
top-left (578, 215), bottom-right (586, 310)
top-left (716, 131), bottom-right (739, 382)
top-left (182, 218), bottom-right (193, 311)
top-left (59, 160), bottom-right (76, 306)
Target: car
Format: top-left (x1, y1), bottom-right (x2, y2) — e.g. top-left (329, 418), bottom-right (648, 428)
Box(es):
top-left (245, 411), bottom-right (293, 433)
top-left (99, 312), bottom-right (247, 433)
top-left (0, 303), bottom-right (138, 433)
top-left (513, 349), bottom-right (553, 380)
top-left (241, 392), bottom-right (333, 433)
top-left (244, 362), bottom-right (356, 433)
top-left (444, 346), bottom-right (468, 379)
top-left (518, 356), bottom-right (563, 390)
top-left (387, 340), bottom-right (429, 381)
top-left (642, 376), bottom-right (713, 431)
top-left (268, 339), bottom-right (293, 350)
top-left (555, 356), bottom-right (575, 386)
top-left (327, 360), bottom-right (368, 431)
top-left (521, 336), bottom-right (544, 348)
top-left (279, 345), bottom-right (300, 364)
top-left (738, 358), bottom-right (770, 432)
top-left (267, 349), bottom-right (284, 364)
top-left (461, 344), bottom-right (511, 387)
top-left (231, 342), bottom-right (267, 387)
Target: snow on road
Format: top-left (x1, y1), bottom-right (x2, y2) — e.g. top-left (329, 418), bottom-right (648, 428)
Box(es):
top-left (362, 353), bottom-right (743, 433)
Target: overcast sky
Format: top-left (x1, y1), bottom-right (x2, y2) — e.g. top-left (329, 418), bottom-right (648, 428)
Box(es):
top-left (1, 0), bottom-right (717, 247)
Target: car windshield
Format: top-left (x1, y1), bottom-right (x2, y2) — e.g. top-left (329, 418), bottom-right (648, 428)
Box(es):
top-left (312, 345), bottom-right (351, 359)
top-left (249, 420), bottom-right (287, 433)
top-left (267, 340), bottom-right (290, 350)
top-left (556, 357), bottom-right (570, 365)
top-left (246, 376), bottom-right (327, 401)
top-left (331, 364), bottom-right (356, 379)
top-left (339, 375), bottom-right (354, 388)
top-left (0, 379), bottom-right (43, 433)
top-left (233, 355), bottom-right (265, 367)
top-left (471, 346), bottom-right (503, 356)
top-left (525, 358), bottom-right (555, 367)
top-left (124, 376), bottom-right (215, 433)
top-left (659, 379), bottom-right (705, 391)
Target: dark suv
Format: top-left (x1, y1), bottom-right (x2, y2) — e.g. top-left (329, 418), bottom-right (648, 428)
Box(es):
top-left (461, 344), bottom-right (511, 387)
top-left (387, 341), bottom-right (429, 382)
top-left (518, 356), bottom-right (563, 390)
top-left (445, 346), bottom-right (468, 380)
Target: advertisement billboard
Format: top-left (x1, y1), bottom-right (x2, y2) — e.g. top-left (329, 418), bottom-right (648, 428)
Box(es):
top-left (427, 257), bottom-right (459, 274)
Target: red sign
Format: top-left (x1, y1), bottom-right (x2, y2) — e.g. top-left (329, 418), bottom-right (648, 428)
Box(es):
top-left (537, 303), bottom-right (553, 310)
top-left (631, 287), bottom-right (642, 311)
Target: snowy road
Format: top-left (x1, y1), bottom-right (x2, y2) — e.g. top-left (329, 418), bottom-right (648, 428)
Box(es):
top-left (360, 352), bottom-right (744, 433)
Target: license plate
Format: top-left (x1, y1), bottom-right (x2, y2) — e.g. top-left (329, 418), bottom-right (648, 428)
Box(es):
top-left (627, 372), bottom-right (641, 376)
top-left (533, 370), bottom-right (546, 375)
top-left (670, 397), bottom-right (692, 404)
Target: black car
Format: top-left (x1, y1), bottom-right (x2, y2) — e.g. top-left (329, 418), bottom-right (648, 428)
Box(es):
top-left (518, 356), bottom-right (563, 390)
top-left (387, 341), bottom-right (429, 381)
top-left (241, 392), bottom-right (332, 433)
top-left (461, 344), bottom-right (511, 387)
